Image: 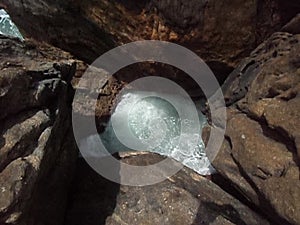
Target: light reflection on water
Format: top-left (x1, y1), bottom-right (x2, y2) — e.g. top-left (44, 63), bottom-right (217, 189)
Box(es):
top-left (0, 10), bottom-right (24, 41)
top-left (80, 91), bottom-right (215, 175)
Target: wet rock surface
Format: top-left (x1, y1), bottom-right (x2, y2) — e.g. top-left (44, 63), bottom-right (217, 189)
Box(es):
top-left (212, 32), bottom-right (300, 225)
top-left (0, 37), bottom-right (78, 224)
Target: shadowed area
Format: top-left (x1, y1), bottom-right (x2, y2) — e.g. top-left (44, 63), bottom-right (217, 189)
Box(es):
top-left (64, 158), bottom-right (120, 225)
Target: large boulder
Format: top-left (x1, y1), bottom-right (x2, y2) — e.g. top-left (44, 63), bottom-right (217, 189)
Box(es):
top-left (0, 36), bottom-right (78, 225)
top-left (212, 31), bottom-right (300, 225)
top-left (65, 154), bottom-right (270, 225)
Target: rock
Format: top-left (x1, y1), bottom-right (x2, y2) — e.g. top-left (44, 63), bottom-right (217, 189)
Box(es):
top-left (2, 0), bottom-right (297, 81)
top-left (148, 0), bottom-right (294, 70)
top-left (222, 32), bottom-right (300, 106)
top-left (281, 14), bottom-right (300, 34)
top-left (65, 154), bottom-right (269, 225)
top-left (1, 0), bottom-right (115, 63)
top-left (0, 2), bottom-right (299, 225)
top-left (150, 0), bottom-right (208, 29)
top-left (212, 32), bottom-right (300, 225)
top-left (0, 37), bottom-right (78, 224)
top-left (0, 110), bottom-right (51, 171)
top-left (64, 158), bottom-right (120, 225)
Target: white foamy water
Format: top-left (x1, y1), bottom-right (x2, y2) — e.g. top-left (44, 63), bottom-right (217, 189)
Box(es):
top-left (0, 9), bottom-right (24, 41)
top-left (79, 91), bottom-right (215, 175)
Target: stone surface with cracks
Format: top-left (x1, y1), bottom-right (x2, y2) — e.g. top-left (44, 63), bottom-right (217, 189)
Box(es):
top-left (211, 31), bottom-right (300, 225)
top-left (0, 36), bottom-right (79, 225)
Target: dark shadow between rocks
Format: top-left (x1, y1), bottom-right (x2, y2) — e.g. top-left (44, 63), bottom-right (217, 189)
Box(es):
top-left (0, 136), bottom-right (4, 150)
top-left (260, 118), bottom-right (300, 172)
top-left (64, 157), bottom-right (120, 225)
top-left (0, 109), bottom-right (40, 135)
top-left (0, 109), bottom-right (50, 172)
top-left (278, 0), bottom-right (300, 25)
top-left (115, 0), bottom-right (151, 12)
top-left (206, 61), bottom-right (234, 86)
top-left (192, 201), bottom-right (248, 225)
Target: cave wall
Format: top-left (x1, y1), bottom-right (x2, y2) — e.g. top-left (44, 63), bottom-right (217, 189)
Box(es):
top-left (2, 0), bottom-right (298, 78)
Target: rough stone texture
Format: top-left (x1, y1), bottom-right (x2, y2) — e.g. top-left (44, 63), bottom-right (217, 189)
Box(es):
top-left (150, 0), bottom-right (208, 29)
top-left (212, 32), bottom-right (300, 225)
top-left (0, 36), bottom-right (78, 225)
top-left (2, 0), bottom-right (298, 79)
top-left (1, 0), bottom-right (115, 63)
top-left (71, 61), bottom-right (209, 128)
top-left (0, 2), bottom-right (299, 225)
top-left (147, 0), bottom-right (298, 69)
top-left (65, 154), bottom-right (269, 225)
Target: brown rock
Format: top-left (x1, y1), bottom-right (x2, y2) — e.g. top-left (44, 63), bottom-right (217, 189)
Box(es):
top-left (2, 0), bottom-right (115, 63)
top-left (213, 32), bottom-right (300, 225)
top-left (65, 154), bottom-right (270, 225)
top-left (282, 14), bottom-right (300, 34)
top-left (0, 37), bottom-right (78, 224)
top-left (2, 0), bottom-right (296, 81)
